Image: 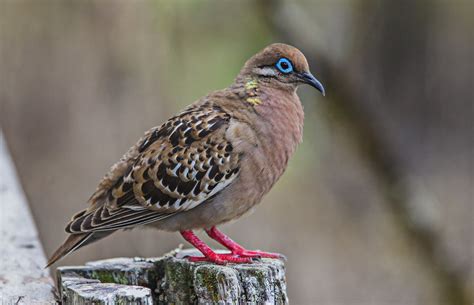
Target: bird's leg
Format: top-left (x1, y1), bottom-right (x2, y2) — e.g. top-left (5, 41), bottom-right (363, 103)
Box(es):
top-left (180, 230), bottom-right (252, 264)
top-left (205, 227), bottom-right (283, 259)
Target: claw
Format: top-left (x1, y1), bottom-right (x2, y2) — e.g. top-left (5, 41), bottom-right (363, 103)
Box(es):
top-left (180, 229), bottom-right (284, 266)
top-left (235, 249), bottom-right (286, 260)
top-left (205, 227), bottom-right (286, 262)
top-left (185, 253), bottom-right (252, 264)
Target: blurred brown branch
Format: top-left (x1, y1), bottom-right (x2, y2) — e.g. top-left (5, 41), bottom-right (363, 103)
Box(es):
top-left (257, 0), bottom-right (471, 304)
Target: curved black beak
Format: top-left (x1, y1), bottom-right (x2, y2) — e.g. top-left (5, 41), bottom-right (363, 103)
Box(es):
top-left (299, 72), bottom-right (325, 96)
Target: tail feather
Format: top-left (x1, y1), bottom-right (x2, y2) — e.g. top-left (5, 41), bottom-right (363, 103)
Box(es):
top-left (45, 233), bottom-right (92, 268)
top-left (45, 231), bottom-right (113, 268)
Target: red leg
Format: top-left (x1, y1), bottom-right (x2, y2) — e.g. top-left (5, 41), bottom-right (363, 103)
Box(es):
top-left (205, 227), bottom-right (284, 259)
top-left (180, 230), bottom-right (251, 264)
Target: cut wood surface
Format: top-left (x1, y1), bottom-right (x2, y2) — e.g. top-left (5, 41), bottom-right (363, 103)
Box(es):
top-left (57, 248), bottom-right (288, 304)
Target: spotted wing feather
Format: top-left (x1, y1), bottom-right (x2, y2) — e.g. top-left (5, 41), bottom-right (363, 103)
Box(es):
top-left (66, 103), bottom-right (240, 233)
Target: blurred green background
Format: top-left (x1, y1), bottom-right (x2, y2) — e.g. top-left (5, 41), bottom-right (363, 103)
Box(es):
top-left (1, 1), bottom-right (472, 304)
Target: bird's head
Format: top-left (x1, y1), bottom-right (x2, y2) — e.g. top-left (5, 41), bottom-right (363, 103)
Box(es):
top-left (239, 43), bottom-right (325, 95)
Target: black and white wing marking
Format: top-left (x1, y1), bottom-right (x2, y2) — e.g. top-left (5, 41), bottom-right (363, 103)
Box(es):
top-left (66, 104), bottom-right (240, 233)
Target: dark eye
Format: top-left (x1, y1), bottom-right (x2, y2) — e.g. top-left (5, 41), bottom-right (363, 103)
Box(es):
top-left (276, 58), bottom-right (293, 74)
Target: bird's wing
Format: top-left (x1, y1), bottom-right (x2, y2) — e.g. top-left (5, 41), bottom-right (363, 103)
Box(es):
top-left (66, 102), bottom-right (240, 233)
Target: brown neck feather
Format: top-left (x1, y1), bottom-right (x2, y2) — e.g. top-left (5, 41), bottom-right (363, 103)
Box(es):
top-left (252, 85), bottom-right (304, 182)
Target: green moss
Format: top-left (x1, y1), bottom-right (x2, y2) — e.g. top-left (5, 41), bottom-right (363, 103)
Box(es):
top-left (255, 269), bottom-right (267, 284)
top-left (161, 258), bottom-right (196, 304)
top-left (165, 260), bottom-right (191, 285)
top-left (195, 267), bottom-right (221, 302)
top-left (89, 270), bottom-right (130, 285)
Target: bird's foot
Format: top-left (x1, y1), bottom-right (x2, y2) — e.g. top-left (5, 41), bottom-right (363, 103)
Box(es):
top-left (232, 249), bottom-right (286, 260)
top-left (185, 253), bottom-right (252, 265)
top-left (204, 227), bottom-right (286, 261)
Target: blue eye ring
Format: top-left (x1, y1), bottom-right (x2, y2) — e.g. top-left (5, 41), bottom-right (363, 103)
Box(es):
top-left (276, 57), bottom-right (293, 74)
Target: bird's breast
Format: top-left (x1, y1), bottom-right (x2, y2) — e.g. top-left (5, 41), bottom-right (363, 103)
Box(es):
top-left (230, 90), bottom-right (304, 198)
top-left (257, 94), bottom-right (303, 182)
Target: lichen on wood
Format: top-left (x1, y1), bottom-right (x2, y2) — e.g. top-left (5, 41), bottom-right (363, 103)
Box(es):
top-left (57, 248), bottom-right (288, 304)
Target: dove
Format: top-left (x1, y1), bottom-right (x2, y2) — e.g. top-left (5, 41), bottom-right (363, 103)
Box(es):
top-left (47, 43), bottom-right (325, 266)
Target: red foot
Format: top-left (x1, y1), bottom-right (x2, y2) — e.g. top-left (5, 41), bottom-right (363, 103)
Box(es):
top-left (185, 253), bottom-right (252, 264)
top-left (232, 249), bottom-right (284, 259)
top-left (180, 230), bottom-right (252, 265)
top-left (205, 227), bottom-right (285, 260)
top-left (180, 229), bottom-right (284, 265)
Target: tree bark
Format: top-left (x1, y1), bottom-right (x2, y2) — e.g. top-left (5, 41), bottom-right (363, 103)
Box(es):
top-left (57, 249), bottom-right (288, 304)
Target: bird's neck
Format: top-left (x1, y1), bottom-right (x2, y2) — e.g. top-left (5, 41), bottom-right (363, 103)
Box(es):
top-left (234, 75), bottom-right (296, 99)
top-left (248, 82), bottom-right (305, 184)
top-left (254, 84), bottom-right (304, 147)
top-left (230, 77), bottom-right (304, 144)
top-left (216, 78), bottom-right (304, 192)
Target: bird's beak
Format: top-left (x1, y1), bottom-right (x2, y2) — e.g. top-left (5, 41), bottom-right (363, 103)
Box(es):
top-left (299, 72), bottom-right (325, 96)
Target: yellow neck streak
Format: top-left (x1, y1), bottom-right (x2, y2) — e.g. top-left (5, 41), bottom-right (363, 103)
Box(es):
top-left (244, 79), bottom-right (261, 106)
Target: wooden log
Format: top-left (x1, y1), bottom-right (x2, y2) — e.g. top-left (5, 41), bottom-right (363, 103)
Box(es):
top-left (0, 133), bottom-right (56, 304)
top-left (57, 249), bottom-right (288, 304)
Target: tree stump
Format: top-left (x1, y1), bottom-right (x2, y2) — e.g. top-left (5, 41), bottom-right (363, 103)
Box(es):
top-left (57, 248), bottom-right (288, 304)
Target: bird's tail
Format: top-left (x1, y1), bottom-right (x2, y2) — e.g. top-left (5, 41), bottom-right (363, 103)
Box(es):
top-left (45, 231), bottom-right (113, 268)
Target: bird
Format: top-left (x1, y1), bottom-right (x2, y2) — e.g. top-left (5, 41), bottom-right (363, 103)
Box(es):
top-left (46, 43), bottom-right (325, 267)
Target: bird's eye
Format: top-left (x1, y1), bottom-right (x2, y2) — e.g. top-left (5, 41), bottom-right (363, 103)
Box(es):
top-left (275, 58), bottom-right (293, 74)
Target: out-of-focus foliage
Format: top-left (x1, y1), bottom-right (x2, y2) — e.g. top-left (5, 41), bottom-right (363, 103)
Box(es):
top-left (1, 1), bottom-right (472, 304)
